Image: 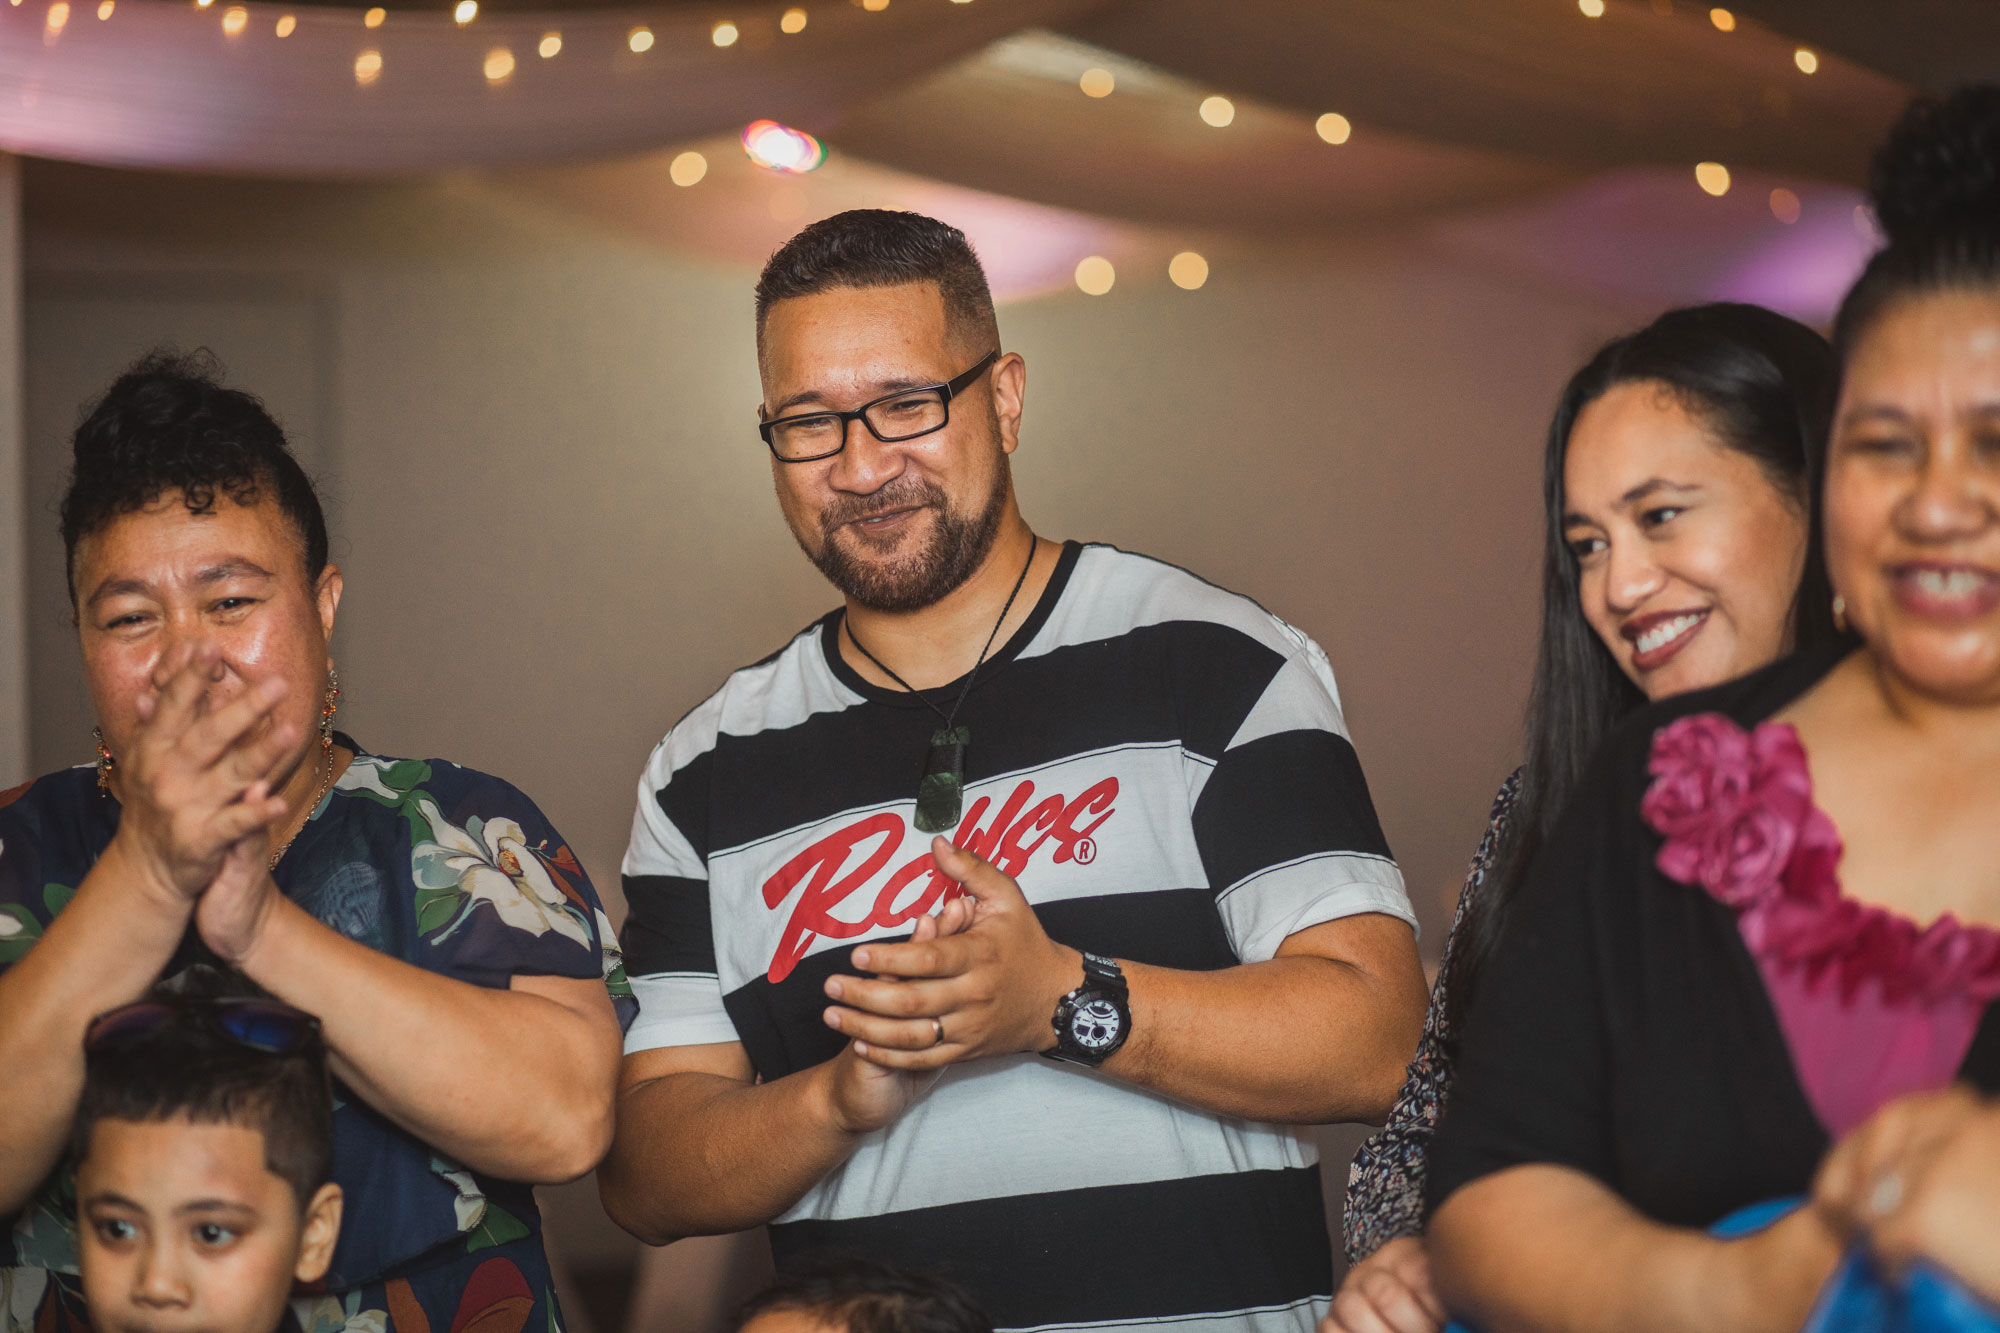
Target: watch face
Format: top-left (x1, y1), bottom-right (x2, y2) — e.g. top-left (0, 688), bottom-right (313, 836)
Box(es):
top-left (1068, 996), bottom-right (1123, 1051)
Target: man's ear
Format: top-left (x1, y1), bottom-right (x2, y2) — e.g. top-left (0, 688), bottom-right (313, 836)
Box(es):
top-left (992, 352), bottom-right (1027, 456)
top-left (294, 1182), bottom-right (344, 1284)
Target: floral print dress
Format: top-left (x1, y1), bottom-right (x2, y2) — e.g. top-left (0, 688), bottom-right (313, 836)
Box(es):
top-left (0, 737), bottom-right (635, 1333)
top-left (1342, 769), bottom-right (1518, 1264)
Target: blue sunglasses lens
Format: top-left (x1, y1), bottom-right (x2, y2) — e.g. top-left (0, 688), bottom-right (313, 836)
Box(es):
top-left (212, 1002), bottom-right (318, 1054)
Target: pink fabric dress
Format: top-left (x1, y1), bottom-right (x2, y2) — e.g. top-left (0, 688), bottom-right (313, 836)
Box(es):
top-left (1642, 714), bottom-right (2000, 1137)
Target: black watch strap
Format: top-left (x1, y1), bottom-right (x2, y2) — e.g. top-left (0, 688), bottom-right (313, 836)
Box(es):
top-left (1044, 951), bottom-right (1130, 1067)
top-left (1080, 951), bottom-right (1125, 991)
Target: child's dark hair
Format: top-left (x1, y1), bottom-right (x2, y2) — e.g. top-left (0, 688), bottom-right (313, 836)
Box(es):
top-left (58, 348), bottom-right (328, 607)
top-left (730, 1256), bottom-right (992, 1333)
top-left (71, 971), bottom-right (334, 1210)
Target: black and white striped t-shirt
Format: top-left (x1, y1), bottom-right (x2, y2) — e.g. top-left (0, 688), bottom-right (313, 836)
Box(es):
top-left (621, 542), bottom-right (1416, 1333)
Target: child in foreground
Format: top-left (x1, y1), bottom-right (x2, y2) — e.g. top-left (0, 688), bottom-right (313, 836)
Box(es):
top-left (73, 977), bottom-right (343, 1333)
top-left (732, 1257), bottom-right (993, 1333)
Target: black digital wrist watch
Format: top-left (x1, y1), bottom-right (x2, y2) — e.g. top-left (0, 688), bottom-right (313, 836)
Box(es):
top-left (1042, 951), bottom-right (1130, 1067)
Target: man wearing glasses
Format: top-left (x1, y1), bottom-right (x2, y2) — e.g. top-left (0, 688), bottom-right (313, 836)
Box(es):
top-left (600, 210), bottom-right (1427, 1333)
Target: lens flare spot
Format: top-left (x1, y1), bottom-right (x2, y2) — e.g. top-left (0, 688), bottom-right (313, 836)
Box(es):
top-left (669, 151), bottom-right (708, 186)
top-left (1074, 256), bottom-right (1115, 296)
top-left (1695, 161), bottom-right (1731, 196)
top-left (1168, 252), bottom-right (1209, 290)
top-left (743, 120), bottom-right (826, 173)
top-left (1198, 95), bottom-right (1235, 127)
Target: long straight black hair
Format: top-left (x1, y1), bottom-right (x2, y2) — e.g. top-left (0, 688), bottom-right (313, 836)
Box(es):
top-left (1438, 302), bottom-right (1843, 1045)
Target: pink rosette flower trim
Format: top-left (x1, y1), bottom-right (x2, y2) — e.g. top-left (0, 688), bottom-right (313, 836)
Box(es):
top-left (1642, 713), bottom-right (2000, 1007)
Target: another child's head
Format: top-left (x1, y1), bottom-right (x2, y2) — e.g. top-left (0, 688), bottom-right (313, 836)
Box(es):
top-left (731, 1257), bottom-right (992, 1333)
top-left (73, 978), bottom-right (342, 1333)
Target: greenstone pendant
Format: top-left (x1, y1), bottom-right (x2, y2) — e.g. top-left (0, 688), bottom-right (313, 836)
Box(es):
top-left (914, 725), bottom-right (970, 833)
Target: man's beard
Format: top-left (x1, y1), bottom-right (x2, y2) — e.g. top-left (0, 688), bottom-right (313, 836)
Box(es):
top-left (804, 465), bottom-right (1009, 614)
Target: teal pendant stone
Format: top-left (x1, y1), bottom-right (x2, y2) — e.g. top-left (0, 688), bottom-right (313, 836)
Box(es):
top-left (914, 726), bottom-right (969, 833)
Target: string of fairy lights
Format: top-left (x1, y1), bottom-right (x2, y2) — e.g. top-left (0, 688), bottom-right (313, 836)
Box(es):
top-left (19, 0), bottom-right (1858, 295)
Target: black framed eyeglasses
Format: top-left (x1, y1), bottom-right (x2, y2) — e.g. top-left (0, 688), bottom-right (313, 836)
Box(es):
top-left (759, 350), bottom-right (1000, 463)
top-left (85, 995), bottom-right (323, 1058)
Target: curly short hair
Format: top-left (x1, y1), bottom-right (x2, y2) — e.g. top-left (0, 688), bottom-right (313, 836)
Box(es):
top-left (1835, 84), bottom-right (2000, 358)
top-left (59, 348), bottom-right (328, 605)
top-left (730, 1256), bottom-right (992, 1333)
top-left (754, 211), bottom-right (1000, 357)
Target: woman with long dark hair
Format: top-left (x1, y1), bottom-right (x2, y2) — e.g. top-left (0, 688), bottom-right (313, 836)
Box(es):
top-left (1426, 84), bottom-right (2000, 1331)
top-left (1333, 303), bottom-right (1841, 1333)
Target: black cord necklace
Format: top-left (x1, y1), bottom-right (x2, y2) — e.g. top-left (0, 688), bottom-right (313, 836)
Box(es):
top-left (844, 535), bottom-right (1039, 833)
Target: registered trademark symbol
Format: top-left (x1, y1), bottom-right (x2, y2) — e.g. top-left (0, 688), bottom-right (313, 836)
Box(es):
top-left (1072, 837), bottom-right (1097, 865)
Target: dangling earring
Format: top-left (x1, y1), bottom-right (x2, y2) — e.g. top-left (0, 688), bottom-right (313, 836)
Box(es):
top-left (1832, 594), bottom-right (1849, 634)
top-left (320, 667), bottom-right (341, 755)
top-left (93, 726), bottom-right (114, 795)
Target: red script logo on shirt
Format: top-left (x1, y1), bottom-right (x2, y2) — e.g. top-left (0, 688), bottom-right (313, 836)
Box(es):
top-left (760, 777), bottom-right (1118, 983)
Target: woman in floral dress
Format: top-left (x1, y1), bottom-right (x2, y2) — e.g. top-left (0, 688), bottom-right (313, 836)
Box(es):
top-left (0, 351), bottom-right (632, 1333)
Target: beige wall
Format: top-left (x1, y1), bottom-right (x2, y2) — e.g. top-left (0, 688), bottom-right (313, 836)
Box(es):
top-left (17, 157), bottom-right (1645, 1304)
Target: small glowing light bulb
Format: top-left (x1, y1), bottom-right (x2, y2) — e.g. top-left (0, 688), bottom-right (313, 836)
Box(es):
top-left (1578, 0), bottom-right (1604, 16)
top-left (628, 25), bottom-right (653, 51)
top-left (363, 6), bottom-right (383, 26)
top-left (1316, 112), bottom-right (1351, 144)
top-left (1074, 256), bottom-right (1115, 296)
top-left (670, 151), bottom-right (708, 186)
top-left (220, 4), bottom-right (246, 32)
top-left (355, 49), bottom-right (383, 84)
top-left (712, 20), bottom-right (738, 45)
top-left (483, 47), bottom-right (513, 81)
top-left (1695, 161), bottom-right (1731, 196)
top-left (1709, 6), bottom-right (1735, 30)
top-left (1198, 95), bottom-right (1234, 128)
top-left (1794, 48), bottom-right (1818, 74)
top-left (780, 7), bottom-right (806, 32)
top-left (275, 12), bottom-right (295, 34)
top-left (538, 31), bottom-right (560, 57)
top-left (1168, 252), bottom-right (1209, 290)
top-left (453, 0), bottom-right (476, 23)
top-left (1079, 67), bottom-right (1114, 98)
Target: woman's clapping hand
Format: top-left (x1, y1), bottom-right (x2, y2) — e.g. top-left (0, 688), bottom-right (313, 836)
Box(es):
top-left (1814, 1086), bottom-right (2000, 1307)
top-left (106, 639), bottom-right (296, 908)
top-left (1323, 1237), bottom-right (1447, 1333)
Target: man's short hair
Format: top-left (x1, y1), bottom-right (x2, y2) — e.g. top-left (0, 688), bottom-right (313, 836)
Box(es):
top-left (753, 211), bottom-right (1001, 357)
top-left (730, 1256), bottom-right (993, 1333)
top-left (71, 972), bottom-right (334, 1210)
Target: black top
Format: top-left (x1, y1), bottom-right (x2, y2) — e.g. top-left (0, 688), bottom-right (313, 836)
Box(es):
top-left (1427, 643), bottom-right (2000, 1227)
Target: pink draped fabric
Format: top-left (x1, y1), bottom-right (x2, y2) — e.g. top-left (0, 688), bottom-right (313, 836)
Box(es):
top-left (1643, 714), bottom-right (2000, 1137)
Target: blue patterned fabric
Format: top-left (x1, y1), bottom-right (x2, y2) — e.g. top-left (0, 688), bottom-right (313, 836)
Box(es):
top-left (0, 737), bottom-right (635, 1333)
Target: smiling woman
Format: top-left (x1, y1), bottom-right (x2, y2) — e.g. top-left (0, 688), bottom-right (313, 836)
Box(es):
top-left (1334, 302), bottom-right (1841, 1333)
top-left (1420, 84), bottom-right (2000, 1333)
top-left (0, 350), bottom-right (633, 1333)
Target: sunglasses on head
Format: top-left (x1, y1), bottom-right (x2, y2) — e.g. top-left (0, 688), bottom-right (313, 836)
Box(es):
top-left (84, 995), bottom-right (323, 1058)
